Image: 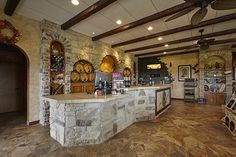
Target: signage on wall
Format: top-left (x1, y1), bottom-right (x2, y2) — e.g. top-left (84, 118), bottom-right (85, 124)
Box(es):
top-left (147, 64), bottom-right (161, 69)
top-left (0, 19), bottom-right (21, 44)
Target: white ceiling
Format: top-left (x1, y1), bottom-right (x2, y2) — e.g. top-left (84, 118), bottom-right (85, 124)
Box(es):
top-left (0, 0), bottom-right (236, 57)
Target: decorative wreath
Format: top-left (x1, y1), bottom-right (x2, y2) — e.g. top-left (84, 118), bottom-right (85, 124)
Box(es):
top-left (0, 19), bottom-right (21, 44)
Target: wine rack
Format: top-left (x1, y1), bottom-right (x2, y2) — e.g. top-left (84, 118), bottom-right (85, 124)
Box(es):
top-left (50, 41), bottom-right (65, 95)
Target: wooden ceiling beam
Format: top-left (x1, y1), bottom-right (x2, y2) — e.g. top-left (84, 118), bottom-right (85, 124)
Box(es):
top-left (61, 0), bottom-right (117, 30)
top-left (92, 2), bottom-right (193, 41)
top-left (113, 13), bottom-right (236, 48)
top-left (125, 28), bottom-right (236, 53)
top-left (135, 38), bottom-right (236, 57)
top-left (139, 50), bottom-right (199, 58)
top-left (4, 0), bottom-right (21, 16)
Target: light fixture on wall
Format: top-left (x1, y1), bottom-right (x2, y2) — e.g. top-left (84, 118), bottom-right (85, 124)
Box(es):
top-left (92, 32), bottom-right (95, 35)
top-left (71, 0), bottom-right (79, 5)
top-left (163, 51), bottom-right (167, 54)
top-left (164, 44), bottom-right (169, 47)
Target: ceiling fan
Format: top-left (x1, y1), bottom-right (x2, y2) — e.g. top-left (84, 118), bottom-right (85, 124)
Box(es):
top-left (196, 29), bottom-right (215, 50)
top-left (165, 0), bottom-right (236, 26)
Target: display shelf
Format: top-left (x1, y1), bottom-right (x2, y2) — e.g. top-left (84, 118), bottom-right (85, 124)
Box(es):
top-left (203, 56), bottom-right (227, 104)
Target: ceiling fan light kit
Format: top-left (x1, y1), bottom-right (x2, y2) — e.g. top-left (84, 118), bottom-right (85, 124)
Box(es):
top-left (196, 29), bottom-right (215, 50)
top-left (166, 0), bottom-right (236, 26)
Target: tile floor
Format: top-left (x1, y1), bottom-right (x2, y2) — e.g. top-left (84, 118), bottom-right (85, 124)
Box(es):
top-left (0, 100), bottom-right (236, 157)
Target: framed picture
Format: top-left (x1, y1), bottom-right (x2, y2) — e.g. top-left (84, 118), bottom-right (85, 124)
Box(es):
top-left (178, 65), bottom-right (192, 81)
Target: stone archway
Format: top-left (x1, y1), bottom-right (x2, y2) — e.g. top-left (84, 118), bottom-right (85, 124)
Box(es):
top-left (39, 27), bottom-right (72, 125)
top-left (0, 42), bottom-right (29, 123)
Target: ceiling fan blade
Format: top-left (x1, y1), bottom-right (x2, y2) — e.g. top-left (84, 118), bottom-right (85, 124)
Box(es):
top-left (165, 7), bottom-right (195, 22)
top-left (211, 0), bottom-right (236, 10)
top-left (184, 0), bottom-right (198, 3)
top-left (206, 38), bottom-right (215, 43)
top-left (191, 7), bottom-right (208, 26)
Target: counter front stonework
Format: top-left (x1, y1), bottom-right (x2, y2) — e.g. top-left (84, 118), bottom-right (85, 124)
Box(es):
top-left (43, 85), bottom-right (171, 146)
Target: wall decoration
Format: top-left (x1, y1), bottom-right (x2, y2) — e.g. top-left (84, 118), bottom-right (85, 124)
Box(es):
top-left (99, 55), bottom-right (119, 73)
top-left (178, 65), bottom-right (192, 81)
top-left (192, 63), bottom-right (199, 74)
top-left (0, 19), bottom-right (21, 44)
top-left (71, 60), bottom-right (95, 94)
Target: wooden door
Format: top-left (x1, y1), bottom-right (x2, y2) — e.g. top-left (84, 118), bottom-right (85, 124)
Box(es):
top-left (0, 61), bottom-right (21, 113)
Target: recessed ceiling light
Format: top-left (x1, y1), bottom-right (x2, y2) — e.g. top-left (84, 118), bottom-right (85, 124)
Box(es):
top-left (71, 0), bottom-right (79, 5)
top-left (158, 37), bottom-right (163, 41)
top-left (92, 32), bottom-right (95, 35)
top-left (147, 26), bottom-right (153, 31)
top-left (116, 20), bottom-right (122, 25)
top-left (163, 52), bottom-right (167, 54)
top-left (164, 44), bottom-right (169, 47)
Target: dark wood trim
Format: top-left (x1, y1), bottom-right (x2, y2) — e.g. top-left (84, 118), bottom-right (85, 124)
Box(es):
top-left (28, 120), bottom-right (39, 126)
top-left (4, 0), bottom-right (21, 16)
top-left (113, 13), bottom-right (236, 48)
top-left (155, 88), bottom-right (171, 116)
top-left (61, 0), bottom-right (117, 30)
top-left (212, 38), bottom-right (236, 45)
top-left (149, 50), bottom-right (199, 58)
top-left (135, 38), bottom-right (236, 57)
top-left (92, 2), bottom-right (193, 41)
top-left (171, 98), bottom-right (184, 100)
top-left (136, 45), bottom-right (198, 57)
top-left (125, 28), bottom-right (236, 53)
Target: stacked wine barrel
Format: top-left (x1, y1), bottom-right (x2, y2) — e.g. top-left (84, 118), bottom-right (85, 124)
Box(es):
top-left (71, 60), bottom-right (95, 93)
top-left (123, 67), bottom-right (131, 77)
top-left (71, 60), bottom-right (95, 83)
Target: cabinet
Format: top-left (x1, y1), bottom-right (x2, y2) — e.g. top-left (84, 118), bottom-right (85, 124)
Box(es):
top-left (204, 92), bottom-right (226, 105)
top-left (184, 87), bottom-right (195, 102)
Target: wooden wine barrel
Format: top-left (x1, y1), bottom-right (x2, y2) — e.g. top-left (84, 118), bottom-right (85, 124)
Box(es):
top-left (123, 67), bottom-right (131, 76)
top-left (75, 63), bottom-right (84, 72)
top-left (89, 73), bottom-right (95, 82)
top-left (80, 73), bottom-right (89, 82)
top-left (71, 71), bottom-right (80, 82)
top-left (84, 63), bottom-right (93, 73)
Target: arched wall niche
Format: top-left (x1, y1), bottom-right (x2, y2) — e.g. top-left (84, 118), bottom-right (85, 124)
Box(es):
top-left (99, 55), bottom-right (119, 73)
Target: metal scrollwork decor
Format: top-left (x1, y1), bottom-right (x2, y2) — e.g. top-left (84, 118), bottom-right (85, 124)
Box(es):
top-left (0, 19), bottom-right (21, 44)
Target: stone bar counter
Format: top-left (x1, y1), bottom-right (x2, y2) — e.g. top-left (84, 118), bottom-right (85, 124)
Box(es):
top-left (43, 85), bottom-right (171, 146)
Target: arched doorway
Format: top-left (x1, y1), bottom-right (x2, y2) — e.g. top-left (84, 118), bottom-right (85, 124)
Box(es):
top-left (0, 42), bottom-right (28, 124)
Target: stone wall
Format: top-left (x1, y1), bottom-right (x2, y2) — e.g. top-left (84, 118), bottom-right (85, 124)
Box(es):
top-left (49, 87), bottom-right (171, 146)
top-left (39, 20), bottom-right (135, 125)
top-left (0, 11), bottom-right (135, 124)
